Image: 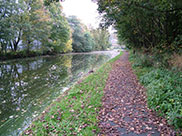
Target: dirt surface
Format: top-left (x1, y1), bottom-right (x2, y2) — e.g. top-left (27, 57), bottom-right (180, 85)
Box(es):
top-left (98, 52), bottom-right (176, 136)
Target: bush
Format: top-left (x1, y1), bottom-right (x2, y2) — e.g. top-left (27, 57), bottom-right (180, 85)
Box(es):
top-left (130, 52), bottom-right (182, 129)
top-left (0, 50), bottom-right (44, 61)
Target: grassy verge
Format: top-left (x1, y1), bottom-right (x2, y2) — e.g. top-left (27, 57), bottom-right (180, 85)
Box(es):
top-left (23, 52), bottom-right (123, 136)
top-left (129, 52), bottom-right (182, 130)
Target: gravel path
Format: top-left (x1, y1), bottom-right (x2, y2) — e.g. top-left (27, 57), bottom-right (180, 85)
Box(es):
top-left (98, 52), bottom-right (176, 136)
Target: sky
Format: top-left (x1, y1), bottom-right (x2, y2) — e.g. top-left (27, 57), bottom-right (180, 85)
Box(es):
top-left (61, 0), bottom-right (100, 28)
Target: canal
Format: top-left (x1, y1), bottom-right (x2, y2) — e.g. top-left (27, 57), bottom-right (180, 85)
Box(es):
top-left (0, 50), bottom-right (119, 136)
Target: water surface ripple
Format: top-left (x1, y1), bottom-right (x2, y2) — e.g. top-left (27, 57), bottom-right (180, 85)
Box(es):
top-left (0, 50), bottom-right (119, 136)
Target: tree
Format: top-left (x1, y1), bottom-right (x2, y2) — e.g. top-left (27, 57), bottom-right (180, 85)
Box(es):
top-left (90, 28), bottom-right (111, 50)
top-left (0, 0), bottom-right (26, 53)
top-left (0, 0), bottom-right (72, 58)
top-left (44, 0), bottom-right (62, 6)
top-left (83, 32), bottom-right (95, 52)
top-left (67, 16), bottom-right (95, 52)
top-left (47, 2), bottom-right (72, 53)
top-left (95, 0), bottom-right (182, 54)
top-left (22, 0), bottom-right (50, 54)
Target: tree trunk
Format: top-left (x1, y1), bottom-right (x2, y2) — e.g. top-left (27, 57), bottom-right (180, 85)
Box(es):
top-left (0, 42), bottom-right (3, 54)
top-left (13, 41), bottom-right (18, 52)
top-left (13, 29), bottom-right (22, 52)
top-left (26, 40), bottom-right (31, 55)
top-left (10, 41), bottom-right (14, 51)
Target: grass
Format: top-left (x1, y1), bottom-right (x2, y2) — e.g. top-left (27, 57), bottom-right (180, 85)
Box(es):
top-left (23, 52), bottom-right (123, 136)
top-left (129, 52), bottom-right (182, 130)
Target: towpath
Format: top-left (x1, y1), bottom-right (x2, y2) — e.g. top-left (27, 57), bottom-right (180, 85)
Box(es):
top-left (98, 52), bottom-right (176, 136)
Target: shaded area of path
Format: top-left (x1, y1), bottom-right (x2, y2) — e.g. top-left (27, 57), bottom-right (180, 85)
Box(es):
top-left (98, 52), bottom-right (176, 136)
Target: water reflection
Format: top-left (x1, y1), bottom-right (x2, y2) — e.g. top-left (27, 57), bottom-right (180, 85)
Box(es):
top-left (0, 53), bottom-right (113, 136)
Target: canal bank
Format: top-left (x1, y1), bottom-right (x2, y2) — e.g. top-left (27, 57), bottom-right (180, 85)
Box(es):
top-left (0, 50), bottom-right (120, 136)
top-left (22, 52), bottom-right (123, 136)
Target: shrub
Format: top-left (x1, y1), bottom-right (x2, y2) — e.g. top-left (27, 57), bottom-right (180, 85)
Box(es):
top-left (130, 52), bottom-right (182, 129)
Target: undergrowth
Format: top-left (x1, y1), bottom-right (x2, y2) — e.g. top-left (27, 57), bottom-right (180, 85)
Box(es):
top-left (0, 50), bottom-right (62, 61)
top-left (22, 52), bottom-right (123, 135)
top-left (129, 52), bottom-right (182, 130)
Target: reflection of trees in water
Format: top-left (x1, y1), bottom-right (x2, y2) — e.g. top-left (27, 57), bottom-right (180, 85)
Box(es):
top-left (0, 64), bottom-right (27, 117)
top-left (0, 54), bottom-right (109, 135)
top-left (0, 55), bottom-right (72, 124)
top-left (71, 54), bottom-right (109, 77)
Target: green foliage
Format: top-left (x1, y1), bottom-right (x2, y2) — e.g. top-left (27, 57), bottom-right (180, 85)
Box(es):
top-left (82, 32), bottom-right (94, 52)
top-left (67, 16), bottom-right (94, 52)
top-left (0, 0), bottom-right (27, 52)
top-left (48, 2), bottom-right (72, 53)
top-left (129, 52), bottom-right (182, 129)
top-left (67, 16), bottom-right (111, 52)
top-left (44, 0), bottom-right (60, 6)
top-left (21, 0), bottom-right (50, 53)
top-left (23, 52), bottom-right (123, 135)
top-left (90, 28), bottom-right (111, 51)
top-left (96, 0), bottom-right (182, 54)
top-left (0, 0), bottom-right (72, 58)
top-left (63, 39), bottom-right (73, 53)
top-left (0, 50), bottom-right (43, 60)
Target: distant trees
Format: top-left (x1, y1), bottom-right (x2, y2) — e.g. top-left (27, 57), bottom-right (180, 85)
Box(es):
top-left (67, 16), bottom-right (111, 52)
top-left (0, 0), bottom-right (72, 56)
top-left (67, 16), bottom-right (94, 52)
top-left (0, 0), bottom-right (112, 60)
top-left (95, 0), bottom-right (182, 54)
top-left (47, 2), bottom-right (72, 53)
top-left (91, 29), bottom-right (111, 51)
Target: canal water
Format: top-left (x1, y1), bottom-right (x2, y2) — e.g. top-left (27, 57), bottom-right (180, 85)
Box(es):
top-left (0, 51), bottom-right (119, 136)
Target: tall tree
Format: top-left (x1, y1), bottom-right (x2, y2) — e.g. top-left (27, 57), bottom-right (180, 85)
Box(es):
top-left (90, 28), bottom-right (111, 50)
top-left (0, 0), bottom-right (26, 52)
top-left (95, 0), bottom-right (182, 54)
top-left (0, 0), bottom-right (72, 57)
top-left (22, 0), bottom-right (50, 53)
top-left (67, 16), bottom-right (95, 52)
top-left (48, 2), bottom-right (72, 53)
